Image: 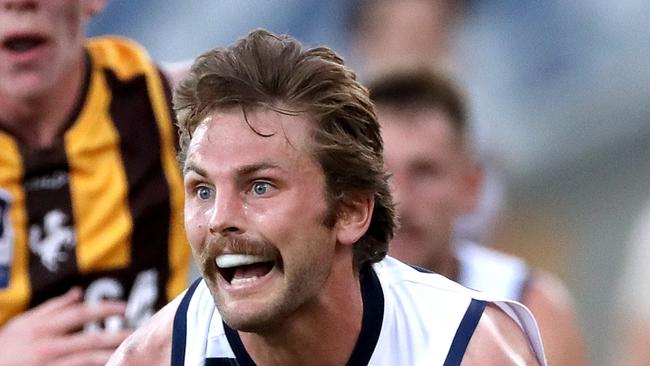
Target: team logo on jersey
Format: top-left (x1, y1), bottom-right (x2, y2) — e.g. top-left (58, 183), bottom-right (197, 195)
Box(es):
top-left (0, 189), bottom-right (14, 288)
top-left (29, 209), bottom-right (76, 272)
top-left (84, 269), bottom-right (159, 332)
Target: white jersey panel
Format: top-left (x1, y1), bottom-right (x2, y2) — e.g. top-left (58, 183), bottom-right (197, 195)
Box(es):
top-left (369, 258), bottom-right (476, 365)
top-left (371, 257), bottom-right (545, 365)
top-left (172, 256), bottom-right (546, 366)
top-left (456, 240), bottom-right (530, 301)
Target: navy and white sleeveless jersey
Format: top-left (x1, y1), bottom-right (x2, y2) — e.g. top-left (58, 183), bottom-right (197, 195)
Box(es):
top-left (171, 256), bottom-right (546, 366)
top-left (456, 240), bottom-right (531, 302)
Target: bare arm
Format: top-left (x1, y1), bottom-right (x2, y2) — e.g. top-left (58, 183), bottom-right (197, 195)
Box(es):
top-left (0, 288), bottom-right (130, 366)
top-left (107, 293), bottom-right (182, 365)
top-left (461, 304), bottom-right (540, 366)
top-left (523, 272), bottom-right (588, 366)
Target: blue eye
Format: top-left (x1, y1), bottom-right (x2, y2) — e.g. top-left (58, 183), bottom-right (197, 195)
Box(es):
top-left (196, 186), bottom-right (212, 200)
top-left (252, 182), bottom-right (270, 196)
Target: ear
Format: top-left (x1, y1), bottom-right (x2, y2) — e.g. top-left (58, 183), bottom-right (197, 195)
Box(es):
top-left (459, 160), bottom-right (484, 213)
top-left (85, 0), bottom-right (107, 17)
top-left (335, 194), bottom-right (374, 246)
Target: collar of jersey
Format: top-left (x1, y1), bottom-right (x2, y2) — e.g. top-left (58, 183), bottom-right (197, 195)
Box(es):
top-left (223, 264), bottom-right (385, 366)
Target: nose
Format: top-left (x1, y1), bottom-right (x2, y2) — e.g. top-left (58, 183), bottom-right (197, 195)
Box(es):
top-left (2, 0), bottom-right (37, 11)
top-left (208, 187), bottom-right (245, 237)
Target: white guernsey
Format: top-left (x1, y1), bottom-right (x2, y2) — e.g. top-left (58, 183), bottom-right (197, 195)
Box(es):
top-left (171, 257), bottom-right (546, 366)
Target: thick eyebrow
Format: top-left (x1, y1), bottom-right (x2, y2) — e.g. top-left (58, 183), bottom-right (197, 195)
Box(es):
top-left (237, 162), bottom-right (283, 177)
top-left (183, 161), bottom-right (207, 177)
top-left (183, 161), bottom-right (284, 178)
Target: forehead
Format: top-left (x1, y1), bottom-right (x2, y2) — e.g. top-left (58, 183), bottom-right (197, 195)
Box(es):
top-left (379, 107), bottom-right (457, 142)
top-left (185, 107), bottom-right (318, 174)
top-left (360, 0), bottom-right (452, 37)
top-left (378, 106), bottom-right (464, 161)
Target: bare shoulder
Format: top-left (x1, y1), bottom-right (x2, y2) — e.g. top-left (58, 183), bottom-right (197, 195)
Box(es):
top-left (107, 295), bottom-right (182, 365)
top-left (461, 303), bottom-right (540, 366)
top-left (523, 271), bottom-right (588, 366)
top-left (524, 270), bottom-right (576, 317)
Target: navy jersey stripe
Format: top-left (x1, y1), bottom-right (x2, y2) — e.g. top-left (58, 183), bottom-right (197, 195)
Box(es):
top-left (171, 278), bottom-right (202, 366)
top-left (408, 264), bottom-right (434, 274)
top-left (205, 358), bottom-right (239, 365)
top-left (443, 299), bottom-right (487, 366)
top-left (223, 321), bottom-right (256, 366)
top-left (346, 264), bottom-right (384, 366)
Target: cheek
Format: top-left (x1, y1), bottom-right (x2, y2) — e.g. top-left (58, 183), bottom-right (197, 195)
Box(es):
top-left (279, 225), bottom-right (332, 272)
top-left (269, 201), bottom-right (331, 254)
top-left (57, 2), bottom-right (85, 45)
top-left (408, 183), bottom-right (458, 218)
top-left (184, 204), bottom-right (208, 248)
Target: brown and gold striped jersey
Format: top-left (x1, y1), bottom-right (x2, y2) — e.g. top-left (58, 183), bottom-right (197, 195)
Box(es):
top-left (0, 37), bottom-right (190, 329)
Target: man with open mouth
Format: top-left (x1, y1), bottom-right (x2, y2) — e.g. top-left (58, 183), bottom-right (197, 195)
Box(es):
top-left (109, 29), bottom-right (548, 366)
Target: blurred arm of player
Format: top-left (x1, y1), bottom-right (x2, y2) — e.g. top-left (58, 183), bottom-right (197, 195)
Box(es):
top-left (0, 288), bottom-right (130, 366)
top-left (106, 293), bottom-right (181, 365)
top-left (523, 272), bottom-right (589, 366)
top-left (462, 304), bottom-right (542, 366)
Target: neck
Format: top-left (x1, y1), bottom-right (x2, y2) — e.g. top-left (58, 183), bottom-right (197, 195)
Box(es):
top-left (435, 253), bottom-right (460, 281)
top-left (423, 241), bottom-right (459, 281)
top-left (240, 253), bottom-right (364, 366)
top-left (0, 53), bottom-right (86, 148)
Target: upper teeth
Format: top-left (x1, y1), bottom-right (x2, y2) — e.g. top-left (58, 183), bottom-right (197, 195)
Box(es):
top-left (216, 254), bottom-right (269, 268)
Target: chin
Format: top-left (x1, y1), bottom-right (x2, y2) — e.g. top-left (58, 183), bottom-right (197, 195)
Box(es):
top-left (5, 77), bottom-right (52, 99)
top-left (218, 291), bottom-right (300, 334)
top-left (222, 308), bottom-right (282, 333)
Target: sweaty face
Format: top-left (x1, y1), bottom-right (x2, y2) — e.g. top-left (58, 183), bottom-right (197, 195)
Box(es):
top-left (380, 107), bottom-right (475, 270)
top-left (0, 0), bottom-right (94, 99)
top-left (183, 107), bottom-right (339, 332)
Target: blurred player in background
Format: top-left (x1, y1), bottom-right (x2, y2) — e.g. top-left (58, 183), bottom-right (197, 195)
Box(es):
top-left (0, 1), bottom-right (190, 364)
top-left (370, 67), bottom-right (588, 366)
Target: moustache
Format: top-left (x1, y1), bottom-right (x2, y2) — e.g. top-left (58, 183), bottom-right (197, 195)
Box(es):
top-left (204, 236), bottom-right (280, 260)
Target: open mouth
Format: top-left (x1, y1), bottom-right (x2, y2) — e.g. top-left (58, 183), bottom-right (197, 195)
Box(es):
top-left (215, 253), bottom-right (278, 286)
top-left (3, 35), bottom-right (47, 53)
